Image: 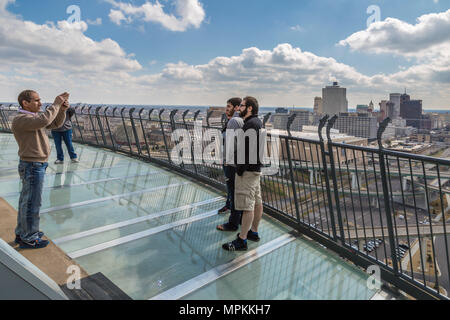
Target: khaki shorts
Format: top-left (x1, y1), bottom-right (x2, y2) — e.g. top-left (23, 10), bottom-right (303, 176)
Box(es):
top-left (235, 171), bottom-right (262, 211)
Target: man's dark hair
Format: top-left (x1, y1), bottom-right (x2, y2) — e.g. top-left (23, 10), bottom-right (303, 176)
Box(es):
top-left (243, 96), bottom-right (259, 115)
top-left (18, 90), bottom-right (36, 108)
top-left (227, 97), bottom-right (242, 108)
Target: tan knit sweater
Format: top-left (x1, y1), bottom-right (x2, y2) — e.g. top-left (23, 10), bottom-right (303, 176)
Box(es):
top-left (11, 104), bottom-right (68, 163)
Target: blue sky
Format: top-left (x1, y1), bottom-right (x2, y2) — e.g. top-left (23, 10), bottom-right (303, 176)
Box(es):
top-left (1, 0), bottom-right (449, 108)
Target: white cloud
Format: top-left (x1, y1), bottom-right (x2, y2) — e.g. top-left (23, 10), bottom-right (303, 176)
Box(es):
top-left (290, 25), bottom-right (302, 32)
top-left (109, 9), bottom-right (129, 25)
top-left (106, 0), bottom-right (205, 32)
top-left (0, 1), bottom-right (141, 75)
top-left (338, 9), bottom-right (450, 93)
top-left (338, 9), bottom-right (450, 60)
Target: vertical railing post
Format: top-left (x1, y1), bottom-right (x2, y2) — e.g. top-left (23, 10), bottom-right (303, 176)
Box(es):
top-left (221, 113), bottom-right (227, 128)
top-left (287, 113), bottom-right (297, 137)
top-left (87, 106), bottom-right (100, 146)
top-left (158, 109), bottom-right (171, 163)
top-left (377, 117), bottom-right (400, 274)
top-left (139, 108), bottom-right (152, 159)
top-left (95, 106), bottom-right (107, 146)
top-left (206, 111), bottom-right (213, 127)
top-left (284, 136), bottom-right (302, 226)
top-left (73, 106), bottom-right (84, 144)
top-left (120, 107), bottom-right (133, 154)
top-left (169, 109), bottom-right (178, 132)
top-left (104, 107), bottom-right (116, 151)
top-left (182, 110), bottom-right (193, 171)
top-left (326, 115), bottom-right (346, 244)
top-left (113, 107), bottom-right (122, 151)
top-left (129, 108), bottom-right (142, 155)
top-left (263, 113), bottom-right (272, 129)
top-left (191, 110), bottom-right (201, 174)
top-left (81, 106), bottom-right (90, 144)
top-left (169, 109), bottom-right (179, 165)
top-left (318, 115), bottom-right (338, 241)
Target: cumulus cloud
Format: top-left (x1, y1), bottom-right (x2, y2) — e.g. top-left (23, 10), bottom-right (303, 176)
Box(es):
top-left (0, 1), bottom-right (141, 75)
top-left (109, 9), bottom-right (129, 25)
top-left (106, 0), bottom-right (205, 32)
top-left (338, 9), bottom-right (450, 59)
top-left (337, 9), bottom-right (450, 96)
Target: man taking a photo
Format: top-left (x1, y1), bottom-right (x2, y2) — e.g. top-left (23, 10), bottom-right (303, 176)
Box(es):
top-left (12, 90), bottom-right (70, 249)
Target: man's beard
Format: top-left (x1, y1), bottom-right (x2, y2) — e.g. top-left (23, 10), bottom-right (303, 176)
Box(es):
top-left (240, 107), bottom-right (248, 118)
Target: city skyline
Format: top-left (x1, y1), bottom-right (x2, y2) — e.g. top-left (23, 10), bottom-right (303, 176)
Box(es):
top-left (0, 0), bottom-right (449, 109)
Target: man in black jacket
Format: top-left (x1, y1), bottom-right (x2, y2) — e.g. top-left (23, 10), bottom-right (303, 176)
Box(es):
top-left (223, 96), bottom-right (263, 251)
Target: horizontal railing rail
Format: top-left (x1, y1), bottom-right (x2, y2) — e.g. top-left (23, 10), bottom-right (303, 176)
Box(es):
top-left (1, 104), bottom-right (449, 300)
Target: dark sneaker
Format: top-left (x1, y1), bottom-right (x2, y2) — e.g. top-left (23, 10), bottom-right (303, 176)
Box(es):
top-left (218, 206), bottom-right (230, 214)
top-left (243, 230), bottom-right (260, 242)
top-left (216, 223), bottom-right (238, 232)
top-left (19, 238), bottom-right (49, 249)
top-left (15, 232), bottom-right (45, 244)
top-left (222, 237), bottom-right (247, 251)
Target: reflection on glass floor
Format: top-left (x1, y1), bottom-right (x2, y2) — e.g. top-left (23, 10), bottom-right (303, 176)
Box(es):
top-left (0, 133), bottom-right (377, 300)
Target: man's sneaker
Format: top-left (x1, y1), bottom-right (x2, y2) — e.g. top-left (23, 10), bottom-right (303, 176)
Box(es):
top-left (54, 160), bottom-right (64, 165)
top-left (19, 238), bottom-right (49, 249)
top-left (238, 230), bottom-right (261, 242)
top-left (15, 232), bottom-right (45, 244)
top-left (222, 237), bottom-right (247, 251)
top-left (71, 158), bottom-right (79, 163)
top-left (218, 206), bottom-right (230, 214)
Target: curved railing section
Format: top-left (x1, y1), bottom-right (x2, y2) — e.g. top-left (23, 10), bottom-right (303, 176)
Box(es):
top-left (1, 103), bottom-right (449, 300)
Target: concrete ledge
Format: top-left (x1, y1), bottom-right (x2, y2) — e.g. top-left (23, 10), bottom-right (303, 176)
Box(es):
top-left (0, 197), bottom-right (89, 286)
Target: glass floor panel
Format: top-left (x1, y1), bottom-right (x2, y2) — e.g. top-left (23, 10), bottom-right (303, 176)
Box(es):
top-left (183, 237), bottom-right (377, 300)
top-left (73, 214), bottom-right (293, 299)
top-left (42, 184), bottom-right (218, 240)
top-left (58, 199), bottom-right (225, 253)
top-left (3, 173), bottom-right (191, 210)
top-left (0, 133), bottom-right (378, 300)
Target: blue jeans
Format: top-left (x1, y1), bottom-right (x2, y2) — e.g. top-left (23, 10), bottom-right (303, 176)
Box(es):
top-left (15, 161), bottom-right (48, 242)
top-left (51, 129), bottom-right (77, 161)
top-left (223, 166), bottom-right (243, 228)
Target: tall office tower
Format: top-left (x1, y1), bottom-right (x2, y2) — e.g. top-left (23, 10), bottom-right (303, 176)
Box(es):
top-left (379, 100), bottom-right (395, 119)
top-left (313, 97), bottom-right (323, 114)
top-left (322, 82), bottom-right (348, 116)
top-left (389, 93), bottom-right (402, 119)
top-left (400, 98), bottom-right (423, 129)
